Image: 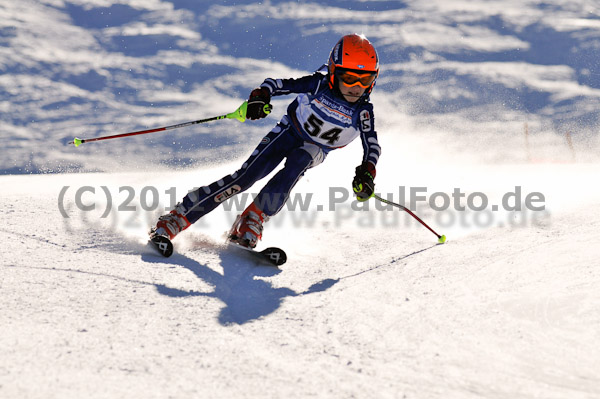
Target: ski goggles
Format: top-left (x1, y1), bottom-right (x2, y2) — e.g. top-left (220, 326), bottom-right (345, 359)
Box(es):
top-left (336, 69), bottom-right (377, 88)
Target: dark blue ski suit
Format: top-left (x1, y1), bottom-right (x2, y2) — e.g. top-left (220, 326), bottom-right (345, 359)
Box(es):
top-left (178, 72), bottom-right (381, 223)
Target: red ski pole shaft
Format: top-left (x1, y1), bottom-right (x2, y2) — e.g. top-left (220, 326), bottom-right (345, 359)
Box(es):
top-left (69, 117), bottom-right (222, 147)
top-left (374, 194), bottom-right (447, 243)
top-left (68, 101), bottom-right (268, 147)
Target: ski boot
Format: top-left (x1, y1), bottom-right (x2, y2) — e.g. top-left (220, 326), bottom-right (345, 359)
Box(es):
top-left (150, 204), bottom-right (191, 240)
top-left (228, 202), bottom-right (267, 249)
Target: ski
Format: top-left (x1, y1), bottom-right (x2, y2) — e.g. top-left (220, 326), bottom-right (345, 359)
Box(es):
top-left (149, 233), bottom-right (174, 257)
top-left (227, 241), bottom-right (287, 267)
top-left (148, 225), bottom-right (285, 265)
top-left (148, 231), bottom-right (285, 265)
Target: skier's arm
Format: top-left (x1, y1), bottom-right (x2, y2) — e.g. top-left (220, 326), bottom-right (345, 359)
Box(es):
top-left (246, 73), bottom-right (325, 120)
top-left (353, 105), bottom-right (380, 202)
top-left (259, 72), bottom-right (326, 97)
top-left (359, 105), bottom-right (380, 170)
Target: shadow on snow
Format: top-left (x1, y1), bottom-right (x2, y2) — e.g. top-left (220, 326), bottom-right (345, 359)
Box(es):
top-left (141, 239), bottom-right (337, 325)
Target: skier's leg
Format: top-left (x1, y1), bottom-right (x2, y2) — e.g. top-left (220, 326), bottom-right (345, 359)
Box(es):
top-left (228, 142), bottom-right (325, 246)
top-left (229, 143), bottom-right (325, 248)
top-left (252, 142), bottom-right (326, 217)
top-left (152, 119), bottom-right (301, 239)
top-left (180, 122), bottom-right (301, 223)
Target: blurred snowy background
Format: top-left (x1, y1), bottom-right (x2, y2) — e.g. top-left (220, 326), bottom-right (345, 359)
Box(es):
top-left (2, 0), bottom-right (599, 174)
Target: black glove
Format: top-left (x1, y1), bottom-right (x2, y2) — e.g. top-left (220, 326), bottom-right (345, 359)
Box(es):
top-left (352, 162), bottom-right (376, 202)
top-left (246, 87), bottom-right (272, 120)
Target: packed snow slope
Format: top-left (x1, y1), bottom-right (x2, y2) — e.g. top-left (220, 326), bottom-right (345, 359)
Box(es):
top-left (2, 0), bottom-right (600, 398)
top-left (1, 159), bottom-right (600, 399)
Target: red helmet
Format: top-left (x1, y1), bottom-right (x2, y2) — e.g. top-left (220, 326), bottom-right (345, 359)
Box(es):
top-left (327, 34), bottom-right (379, 95)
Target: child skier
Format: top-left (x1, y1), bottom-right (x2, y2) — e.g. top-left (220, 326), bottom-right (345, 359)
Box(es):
top-left (150, 33), bottom-right (381, 249)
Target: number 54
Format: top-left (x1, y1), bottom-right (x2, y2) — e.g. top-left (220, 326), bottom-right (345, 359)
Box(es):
top-left (303, 114), bottom-right (342, 145)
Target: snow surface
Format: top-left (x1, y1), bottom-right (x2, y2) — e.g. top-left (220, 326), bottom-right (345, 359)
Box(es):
top-left (2, 1), bottom-right (600, 398)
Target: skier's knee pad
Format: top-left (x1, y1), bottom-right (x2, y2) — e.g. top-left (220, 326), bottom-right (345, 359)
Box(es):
top-left (300, 142), bottom-right (325, 167)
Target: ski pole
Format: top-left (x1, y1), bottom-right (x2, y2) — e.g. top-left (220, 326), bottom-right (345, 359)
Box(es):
top-left (68, 101), bottom-right (271, 147)
top-left (374, 194), bottom-right (447, 244)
